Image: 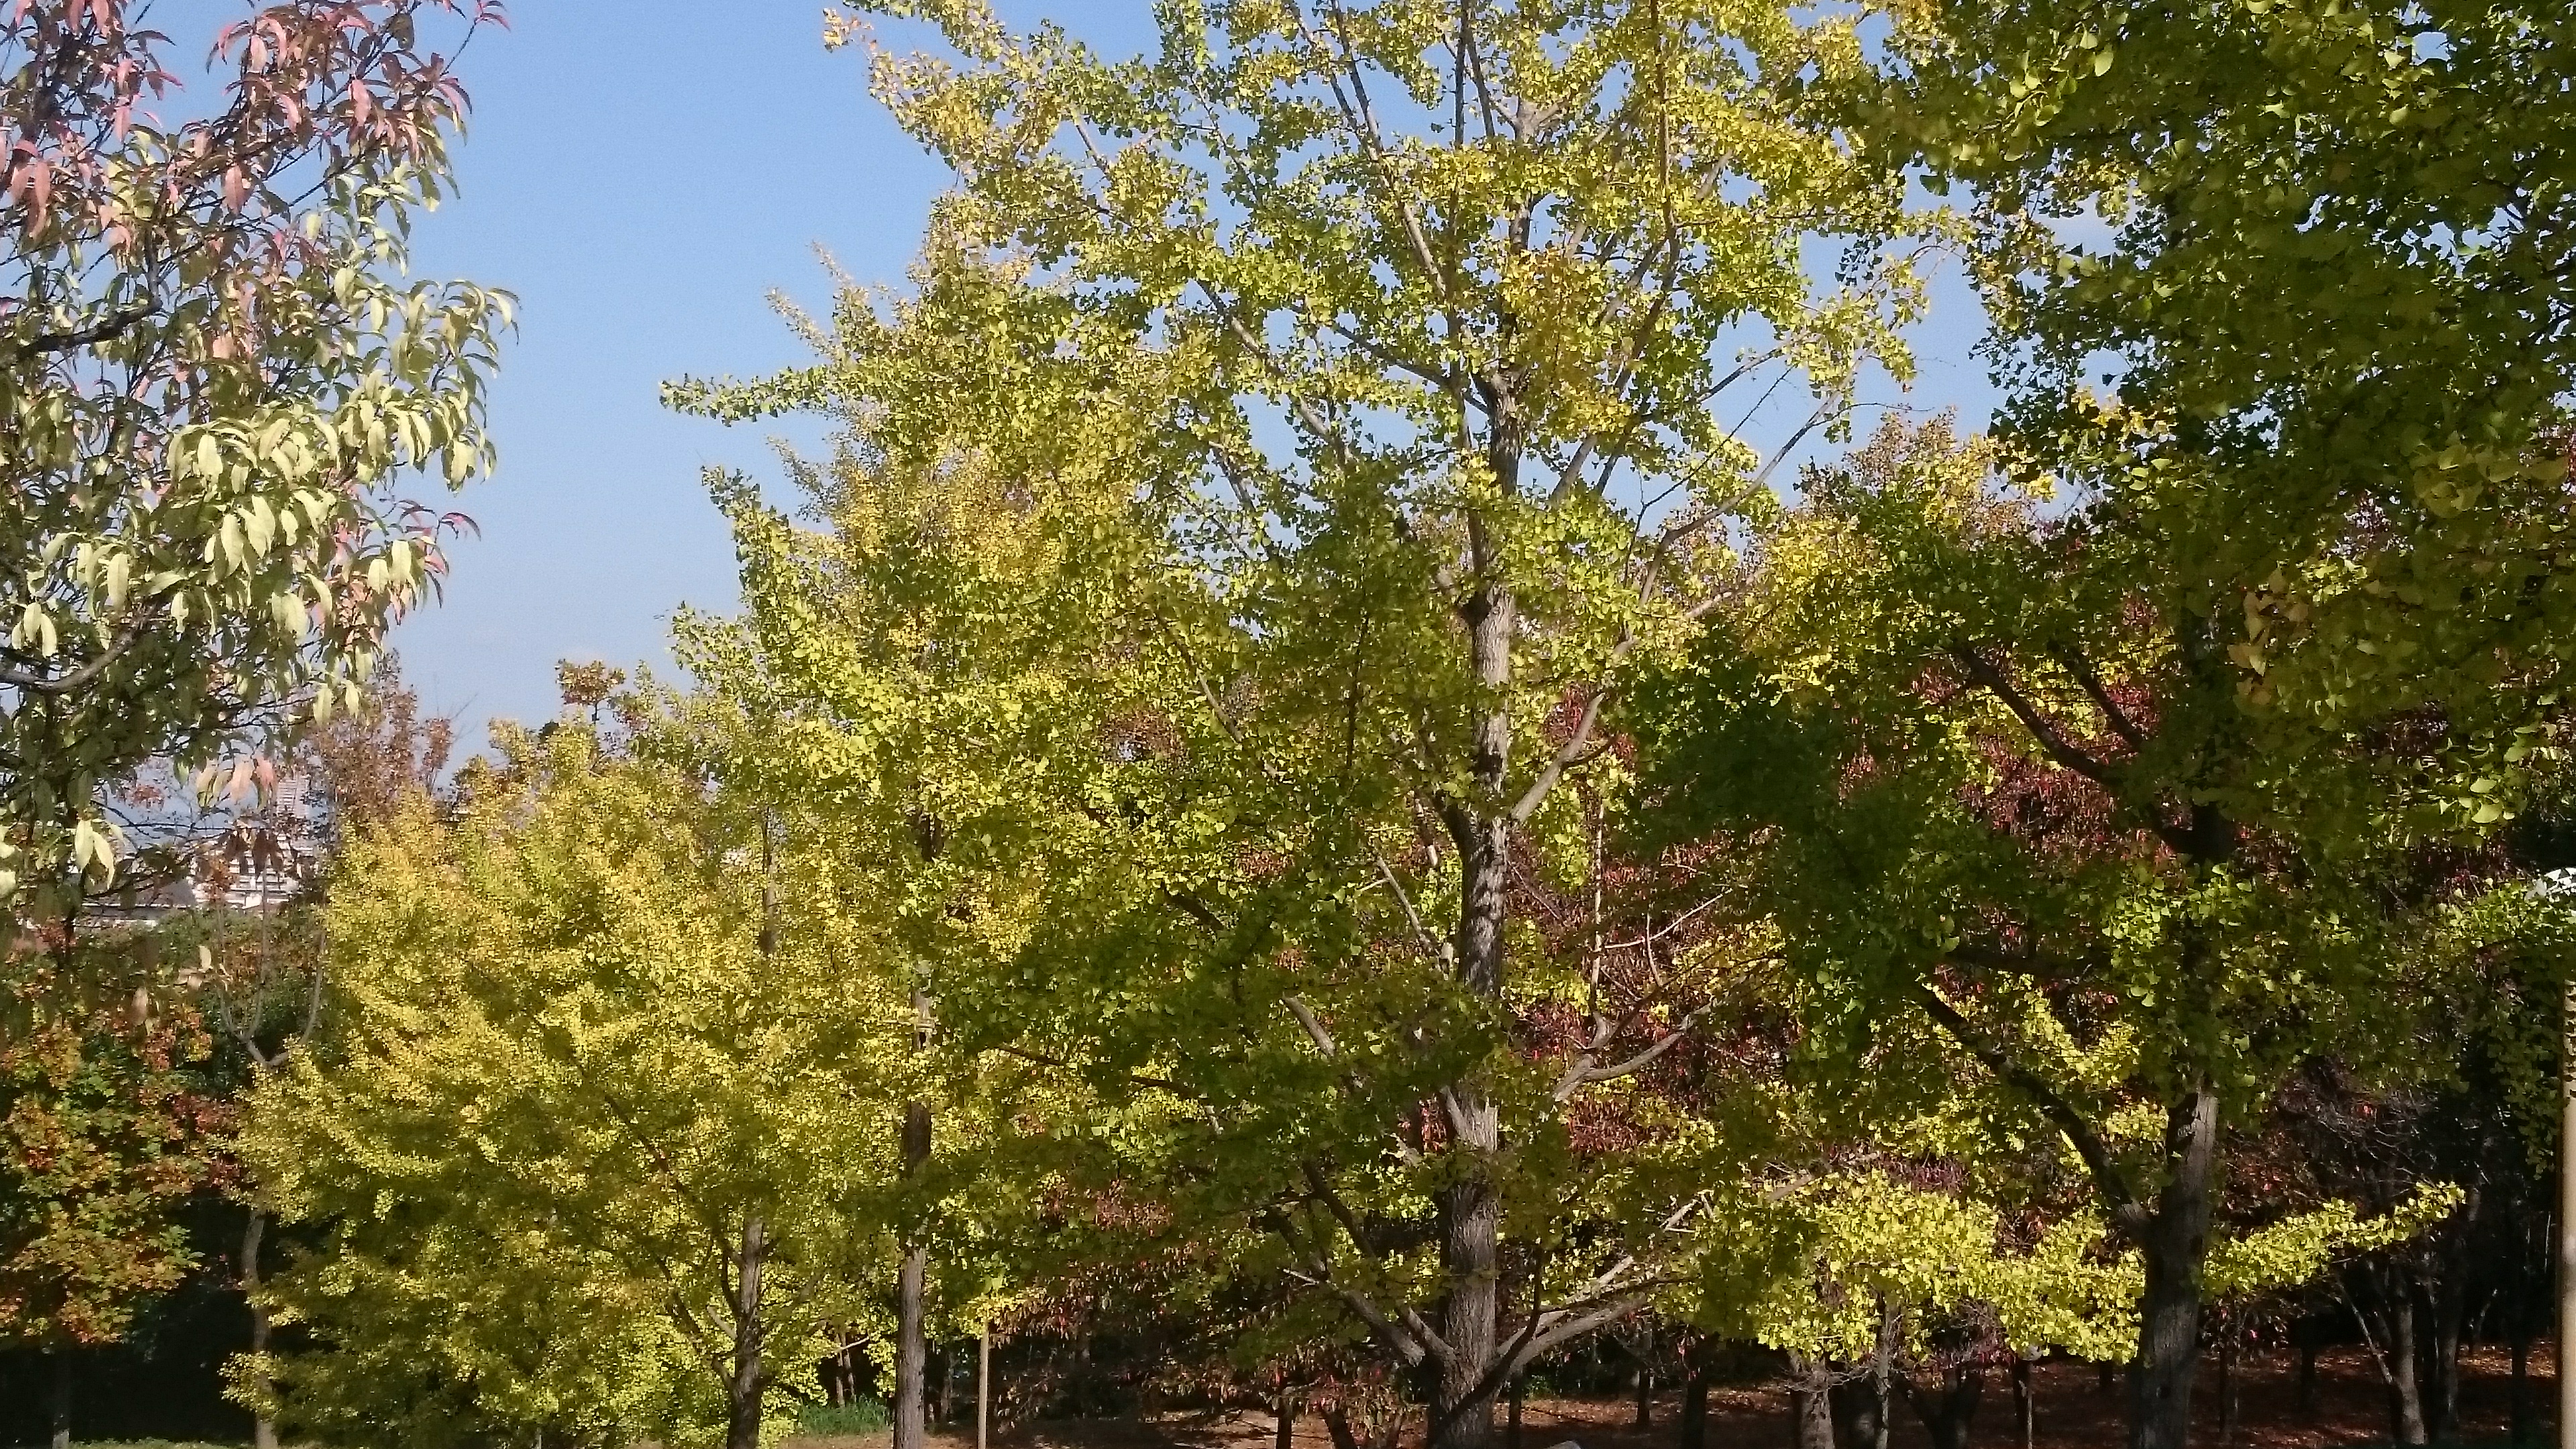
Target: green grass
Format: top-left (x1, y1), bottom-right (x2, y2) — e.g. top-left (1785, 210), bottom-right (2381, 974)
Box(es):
top-left (798, 1399), bottom-right (894, 1436)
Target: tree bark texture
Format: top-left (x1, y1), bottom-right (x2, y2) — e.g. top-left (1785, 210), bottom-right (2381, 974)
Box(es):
top-left (2387, 1286), bottom-right (2429, 1447)
top-left (1788, 1357), bottom-right (1835, 1449)
top-left (48, 1350), bottom-right (72, 1449)
top-left (1902, 1365), bottom-right (1984, 1449)
top-left (1680, 1342), bottom-right (1716, 1449)
top-left (2429, 1244), bottom-right (2467, 1442)
top-left (2127, 1088), bottom-right (2218, 1449)
top-left (727, 1216), bottom-right (771, 1449)
top-left (896, 979), bottom-right (935, 1449)
top-left (1428, 557), bottom-right (1515, 1449)
top-left (1431, 1083), bottom-right (1503, 1449)
top-left (242, 1208), bottom-right (280, 1449)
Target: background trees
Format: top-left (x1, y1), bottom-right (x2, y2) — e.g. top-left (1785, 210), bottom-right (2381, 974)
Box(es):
top-left (2, 0), bottom-right (2567, 1444)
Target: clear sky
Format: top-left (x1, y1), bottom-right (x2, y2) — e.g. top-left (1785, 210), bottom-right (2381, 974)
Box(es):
top-left (389, 3), bottom-right (1997, 743)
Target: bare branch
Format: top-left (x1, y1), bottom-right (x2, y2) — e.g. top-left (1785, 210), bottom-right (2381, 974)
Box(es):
top-left (1283, 995), bottom-right (1339, 1057)
top-left (1552, 994), bottom-right (1727, 1101)
top-left (1509, 693), bottom-right (1612, 825)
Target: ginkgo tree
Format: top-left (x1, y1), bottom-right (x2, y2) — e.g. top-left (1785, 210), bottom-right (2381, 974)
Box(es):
top-left (672, 0), bottom-right (1939, 1438)
top-left (1811, 0), bottom-right (2576, 1438)
top-left (1634, 417), bottom-right (2562, 1449)
top-left (0, 0), bottom-right (511, 916)
top-left (236, 708), bottom-right (914, 1449)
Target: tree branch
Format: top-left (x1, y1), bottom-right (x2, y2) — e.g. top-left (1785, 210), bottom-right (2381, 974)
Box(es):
top-left (0, 623), bottom-right (143, 696)
top-left (5, 302), bottom-right (153, 359)
top-left (1908, 979), bottom-right (2143, 1228)
top-left (1264, 1205), bottom-right (1440, 1367)
top-left (2051, 645), bottom-right (2150, 754)
top-left (1947, 645), bottom-right (2116, 787)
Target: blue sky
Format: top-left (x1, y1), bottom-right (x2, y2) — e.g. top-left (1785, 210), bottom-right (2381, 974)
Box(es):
top-left (390, 3), bottom-right (1996, 742)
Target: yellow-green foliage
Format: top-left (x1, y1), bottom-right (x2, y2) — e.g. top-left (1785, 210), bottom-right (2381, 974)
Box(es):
top-left (236, 722), bottom-right (912, 1449)
top-left (1696, 1169), bottom-right (2459, 1366)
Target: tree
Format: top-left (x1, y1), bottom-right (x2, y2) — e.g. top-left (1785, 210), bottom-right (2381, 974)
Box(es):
top-left (1635, 415), bottom-right (2561, 1449)
top-left (237, 712), bottom-right (909, 1449)
top-left (189, 654), bottom-right (455, 1449)
top-left (0, 0), bottom-right (510, 914)
top-left (0, 934), bottom-right (231, 1449)
top-left (676, 2), bottom-right (1929, 1444)
top-left (1847, 10), bottom-right (2576, 1437)
top-left (1827, 3), bottom-right (2576, 1429)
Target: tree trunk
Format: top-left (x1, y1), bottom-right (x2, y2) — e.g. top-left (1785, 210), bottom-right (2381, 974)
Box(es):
top-left (1681, 1344), bottom-right (1716, 1449)
top-left (728, 1216), bottom-right (770, 1449)
top-left (242, 1208), bottom-right (280, 1449)
top-left (2429, 1256), bottom-right (2467, 1443)
top-left (2011, 1356), bottom-right (2033, 1449)
top-left (1432, 1095), bottom-right (1503, 1449)
top-left (2127, 1088), bottom-right (2218, 1449)
top-left (2512, 1330), bottom-right (2532, 1447)
top-left (896, 978), bottom-right (935, 1449)
top-left (1902, 1365), bottom-right (1984, 1449)
top-left (1788, 1358), bottom-right (1835, 1449)
top-left (1277, 1392), bottom-right (1296, 1449)
top-left (1635, 1321), bottom-right (1656, 1428)
top-left (1833, 1368), bottom-right (1886, 1449)
top-left (979, 1328), bottom-right (992, 1449)
top-left (1429, 824), bottom-right (1508, 1449)
top-left (2387, 1286), bottom-right (2429, 1448)
top-left (1509, 1374), bottom-right (1524, 1449)
top-left (1426, 522), bottom-right (1518, 1449)
top-left (1872, 1306), bottom-right (1892, 1449)
top-left (48, 1350), bottom-right (72, 1449)
top-left (1323, 1405), bottom-right (1360, 1449)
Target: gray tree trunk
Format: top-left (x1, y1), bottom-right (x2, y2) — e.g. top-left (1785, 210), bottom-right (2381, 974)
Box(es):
top-left (48, 1351), bottom-right (71, 1449)
top-left (896, 978), bottom-right (935, 1449)
top-left (1428, 554), bottom-right (1516, 1449)
top-left (2127, 1089), bottom-right (2218, 1449)
top-left (242, 1209), bottom-right (279, 1449)
top-left (1789, 1357), bottom-right (1835, 1449)
top-left (727, 1216), bottom-right (771, 1449)
top-left (2387, 1286), bottom-right (2429, 1446)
